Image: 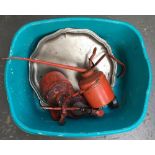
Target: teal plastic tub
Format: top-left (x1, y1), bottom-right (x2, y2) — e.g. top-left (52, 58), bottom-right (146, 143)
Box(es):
top-left (5, 17), bottom-right (152, 138)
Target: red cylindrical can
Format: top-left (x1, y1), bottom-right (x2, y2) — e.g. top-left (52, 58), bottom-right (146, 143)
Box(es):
top-left (79, 71), bottom-right (115, 108)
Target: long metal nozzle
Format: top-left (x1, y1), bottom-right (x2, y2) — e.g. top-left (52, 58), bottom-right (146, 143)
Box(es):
top-left (2, 57), bottom-right (87, 73)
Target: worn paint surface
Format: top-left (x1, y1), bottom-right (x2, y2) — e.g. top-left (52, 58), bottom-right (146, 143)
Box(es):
top-left (0, 15), bottom-right (155, 139)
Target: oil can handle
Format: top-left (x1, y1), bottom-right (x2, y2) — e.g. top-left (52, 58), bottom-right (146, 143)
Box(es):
top-left (91, 52), bottom-right (126, 78)
top-left (105, 53), bottom-right (126, 77)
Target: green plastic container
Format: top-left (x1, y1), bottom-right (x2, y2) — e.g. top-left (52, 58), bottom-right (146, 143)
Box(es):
top-left (5, 17), bottom-right (152, 138)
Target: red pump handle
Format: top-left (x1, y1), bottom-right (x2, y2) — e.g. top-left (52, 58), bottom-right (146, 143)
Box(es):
top-left (91, 52), bottom-right (126, 77)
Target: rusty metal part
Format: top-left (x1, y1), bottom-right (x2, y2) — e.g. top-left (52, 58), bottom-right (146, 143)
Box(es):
top-left (2, 47), bottom-right (125, 106)
top-left (39, 71), bottom-right (74, 99)
top-left (39, 71), bottom-right (104, 124)
top-left (40, 71), bottom-right (74, 123)
top-left (2, 46), bottom-right (126, 124)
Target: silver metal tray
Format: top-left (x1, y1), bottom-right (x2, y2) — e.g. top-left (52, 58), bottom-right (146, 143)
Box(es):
top-left (29, 28), bottom-right (117, 105)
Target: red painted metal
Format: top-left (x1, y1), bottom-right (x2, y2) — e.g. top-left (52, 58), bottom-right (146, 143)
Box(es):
top-left (39, 71), bottom-right (104, 123)
top-left (2, 57), bottom-right (87, 73)
top-left (40, 71), bottom-right (74, 100)
top-left (40, 71), bottom-right (75, 123)
top-left (2, 47), bottom-right (126, 124)
top-left (79, 71), bottom-right (115, 108)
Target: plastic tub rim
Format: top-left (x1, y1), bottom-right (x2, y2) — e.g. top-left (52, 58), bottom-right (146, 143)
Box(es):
top-left (5, 17), bottom-right (152, 138)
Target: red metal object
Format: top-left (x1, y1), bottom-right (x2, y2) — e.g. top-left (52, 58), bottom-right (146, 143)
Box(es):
top-left (39, 71), bottom-right (104, 124)
top-left (79, 71), bottom-right (115, 108)
top-left (2, 47), bottom-right (126, 124)
top-left (40, 71), bottom-right (74, 123)
top-left (40, 71), bottom-right (74, 100)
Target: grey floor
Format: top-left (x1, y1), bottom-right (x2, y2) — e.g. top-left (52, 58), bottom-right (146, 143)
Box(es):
top-left (0, 15), bottom-right (154, 140)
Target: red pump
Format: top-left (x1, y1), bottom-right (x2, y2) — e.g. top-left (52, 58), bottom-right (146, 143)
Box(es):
top-left (2, 47), bottom-right (126, 124)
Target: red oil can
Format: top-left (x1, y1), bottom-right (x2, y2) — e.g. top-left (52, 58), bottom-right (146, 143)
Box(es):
top-left (79, 71), bottom-right (115, 108)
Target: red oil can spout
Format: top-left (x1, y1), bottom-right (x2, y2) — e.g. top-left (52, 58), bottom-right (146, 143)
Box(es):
top-left (2, 57), bottom-right (87, 73)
